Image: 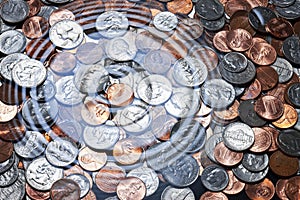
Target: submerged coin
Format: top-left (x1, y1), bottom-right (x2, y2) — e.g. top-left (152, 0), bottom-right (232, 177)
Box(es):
top-left (50, 178), bottom-right (81, 200)
top-left (161, 186), bottom-right (195, 200)
top-left (66, 173), bottom-right (90, 198)
top-left (153, 11), bottom-right (178, 32)
top-left (117, 177), bottom-right (146, 200)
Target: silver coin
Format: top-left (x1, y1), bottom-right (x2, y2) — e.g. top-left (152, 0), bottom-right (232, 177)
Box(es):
top-left (73, 63), bottom-right (109, 94)
top-left (26, 157), bottom-right (63, 191)
top-left (49, 19), bottom-right (84, 49)
top-left (11, 59), bottom-right (47, 88)
top-left (0, 164), bottom-right (19, 187)
top-left (161, 186), bottom-right (195, 200)
top-left (204, 133), bottom-right (223, 163)
top-left (137, 74), bottom-right (172, 105)
top-left (232, 164), bottom-right (269, 183)
top-left (222, 52), bottom-right (248, 73)
top-left (294, 109), bottom-right (300, 131)
top-left (153, 11), bottom-right (178, 32)
top-left (242, 153), bottom-right (269, 172)
top-left (127, 166), bottom-right (159, 196)
top-left (66, 173), bottom-right (90, 198)
top-left (223, 122), bottom-right (255, 151)
top-left (271, 57), bottom-right (293, 83)
top-left (201, 165), bottom-right (229, 192)
top-left (45, 138), bottom-right (78, 167)
top-left (55, 76), bottom-right (85, 105)
top-left (0, 152), bottom-right (15, 174)
top-left (200, 78), bottom-right (235, 109)
top-left (0, 53), bottom-right (29, 81)
top-left (30, 79), bottom-right (57, 102)
top-left (105, 33), bottom-right (137, 61)
top-left (0, 30), bottom-right (27, 55)
top-left (115, 101), bottom-right (152, 133)
top-left (83, 123), bottom-right (120, 150)
top-left (14, 131), bottom-right (48, 159)
top-left (173, 56), bottom-right (208, 87)
top-left (165, 87), bottom-right (200, 118)
top-left (95, 11), bottom-right (129, 39)
top-left (0, 169), bottom-right (26, 200)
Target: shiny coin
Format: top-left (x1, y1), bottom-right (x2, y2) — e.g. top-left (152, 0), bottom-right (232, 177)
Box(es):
top-left (66, 173), bottom-right (90, 198)
top-left (201, 165), bottom-right (229, 192)
top-left (30, 79), bottom-right (57, 102)
top-left (0, 0), bottom-right (29, 23)
top-left (137, 74), bottom-right (172, 105)
top-left (46, 137), bottom-right (78, 167)
top-left (0, 164), bottom-right (19, 187)
top-left (223, 170), bottom-right (245, 195)
top-left (248, 6), bottom-right (277, 33)
top-left (153, 11), bottom-right (178, 32)
top-left (222, 52), bottom-right (247, 73)
top-left (226, 28), bottom-right (253, 52)
top-left (271, 57), bottom-right (293, 83)
top-left (0, 53), bottom-right (29, 81)
top-left (232, 164), bottom-right (269, 183)
top-left (50, 178), bottom-right (80, 200)
top-left (49, 8), bottom-right (75, 26)
top-left (107, 83), bottom-right (134, 107)
top-left (249, 127), bottom-right (272, 153)
top-left (204, 133), bottom-right (223, 163)
top-left (223, 122), bottom-right (255, 151)
top-left (214, 141), bottom-right (243, 167)
top-left (117, 177), bottom-right (146, 200)
top-left (49, 52), bottom-right (77, 75)
top-left (245, 178), bottom-right (275, 200)
top-left (26, 183), bottom-right (50, 200)
top-left (254, 95), bottom-right (284, 121)
top-left (0, 169), bottom-right (26, 199)
top-left (161, 186), bottom-right (195, 200)
top-left (285, 176), bottom-right (300, 200)
top-left (272, 104), bottom-right (298, 129)
top-left (49, 19), bottom-right (84, 49)
top-left (78, 147), bottom-right (107, 172)
top-left (113, 138), bottom-right (143, 165)
top-left (242, 153), bottom-right (269, 172)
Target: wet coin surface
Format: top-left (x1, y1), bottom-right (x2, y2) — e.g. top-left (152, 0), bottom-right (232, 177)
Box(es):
top-left (116, 177), bottom-right (146, 200)
top-left (50, 178), bottom-right (81, 200)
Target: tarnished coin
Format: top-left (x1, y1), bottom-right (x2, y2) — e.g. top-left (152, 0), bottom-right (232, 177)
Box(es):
top-left (242, 153), bottom-right (269, 172)
top-left (127, 166), bottom-right (159, 196)
top-left (200, 78), bottom-right (235, 109)
top-left (30, 79), bottom-right (57, 102)
top-left (200, 16), bottom-right (225, 32)
top-left (11, 59), bottom-right (47, 88)
top-left (49, 19), bottom-right (84, 49)
top-left (14, 131), bottom-right (48, 159)
top-left (66, 173), bottom-right (90, 198)
top-left (161, 186), bottom-right (195, 200)
top-left (0, 169), bottom-right (25, 200)
top-left (195, 0), bottom-right (224, 20)
top-left (0, 53), bottom-right (29, 81)
top-left (0, 0), bottom-right (29, 23)
top-left (137, 74), bottom-right (172, 105)
top-left (223, 122), bottom-right (255, 151)
top-left (173, 56), bottom-right (208, 87)
top-left (95, 11), bottom-right (129, 39)
top-left (282, 36), bottom-right (300, 65)
top-left (26, 157), bottom-right (63, 191)
top-left (83, 123), bottom-right (120, 150)
top-left (278, 129), bottom-right (300, 157)
top-left (286, 82), bottom-right (300, 108)
top-left (233, 163), bottom-right (269, 183)
top-left (55, 76), bottom-right (85, 106)
top-left (0, 100), bottom-right (17, 122)
top-left (165, 87), bottom-right (200, 118)
top-left (50, 178), bottom-right (80, 200)
top-left (266, 17), bottom-right (294, 39)
top-left (201, 165), bottom-right (229, 192)
top-left (269, 150), bottom-right (299, 177)
top-left (0, 30), bottom-right (26, 55)
top-left (285, 176), bottom-right (300, 200)
top-left (153, 11), bottom-right (178, 32)
top-left (46, 137), bottom-right (78, 167)
top-left (245, 178), bottom-right (275, 200)
top-left (248, 6), bottom-right (277, 33)
top-left (117, 177), bottom-right (146, 200)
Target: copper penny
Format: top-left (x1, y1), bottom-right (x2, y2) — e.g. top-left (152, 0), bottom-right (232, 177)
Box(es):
top-left (200, 191), bottom-right (228, 200)
top-left (245, 178), bottom-right (275, 200)
top-left (272, 104), bottom-right (298, 129)
top-left (0, 139), bottom-right (13, 163)
top-left (0, 81), bottom-right (26, 105)
top-left (254, 95), bottom-right (284, 121)
top-left (213, 30), bottom-right (232, 53)
top-left (151, 114), bottom-right (177, 141)
top-left (116, 177), bottom-right (146, 200)
top-left (64, 165), bottom-right (84, 177)
top-left (266, 84), bottom-right (287, 104)
top-left (95, 162), bottom-right (126, 193)
top-left (81, 190), bottom-right (97, 200)
top-left (226, 28), bottom-right (253, 52)
top-left (0, 118), bottom-right (26, 141)
top-left (248, 41), bottom-right (277, 66)
top-left (81, 99), bottom-right (110, 126)
top-left (49, 8), bottom-right (75, 26)
top-left (223, 170), bottom-right (245, 195)
top-left (247, 0), bottom-right (268, 8)
top-left (166, 0), bottom-right (193, 15)
top-left (294, 21), bottom-right (300, 38)
top-left (240, 79), bottom-right (262, 100)
top-left (26, 38), bottom-right (56, 62)
top-left (256, 66), bottom-right (279, 91)
top-left (195, 101), bottom-right (212, 117)
top-left (266, 18), bottom-right (294, 39)
top-left (78, 147), bottom-right (107, 172)
top-left (106, 83), bottom-right (134, 107)
top-left (214, 141), bottom-right (243, 166)
top-left (262, 126), bottom-right (279, 152)
top-left (22, 16), bottom-right (49, 39)
top-left (27, 0), bottom-right (41, 17)
top-left (113, 138), bottom-right (143, 165)
top-left (213, 100), bottom-right (240, 122)
top-left (230, 10), bottom-right (256, 36)
top-left (276, 179), bottom-right (289, 200)
top-left (189, 46), bottom-right (219, 72)
top-left (270, 37), bottom-right (284, 57)
top-left (50, 178), bottom-right (80, 200)
top-left (249, 127), bottom-right (272, 153)
top-left (26, 183), bottom-right (50, 200)
top-left (269, 150), bottom-right (299, 177)
top-left (285, 176), bottom-right (300, 200)
top-left (224, 0), bottom-right (251, 17)
top-left (49, 52), bottom-right (77, 75)
top-left (161, 38), bottom-right (188, 60)
top-left (0, 100), bottom-right (18, 122)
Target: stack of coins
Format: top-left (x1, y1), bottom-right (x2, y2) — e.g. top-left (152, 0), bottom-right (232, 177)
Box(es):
top-left (0, 0), bottom-right (299, 200)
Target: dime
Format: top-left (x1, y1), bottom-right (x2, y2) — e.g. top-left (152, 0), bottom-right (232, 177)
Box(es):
top-left (30, 79), bottom-right (57, 102)
top-left (242, 153), bottom-right (269, 172)
top-left (0, 30), bottom-right (27, 55)
top-left (201, 165), bottom-right (229, 192)
top-left (270, 57), bottom-right (293, 83)
top-left (117, 177), bottom-right (146, 200)
top-left (195, 0), bottom-right (224, 20)
top-left (161, 186), bottom-right (195, 200)
top-left (248, 6), bottom-right (277, 33)
top-left (223, 122), bottom-right (255, 151)
top-left (0, 53), bottom-right (29, 81)
top-left (50, 178), bottom-right (80, 200)
top-left (232, 164), bottom-right (269, 183)
top-left (153, 11), bottom-right (178, 32)
top-left (0, 0), bottom-right (29, 23)
top-left (222, 52), bottom-right (248, 73)
top-left (245, 178), bottom-right (275, 200)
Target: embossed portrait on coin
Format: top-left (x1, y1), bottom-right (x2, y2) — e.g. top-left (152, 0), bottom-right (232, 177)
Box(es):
top-left (30, 163), bottom-right (55, 185)
top-left (2, 34), bottom-right (21, 50)
top-left (169, 159), bottom-right (193, 179)
top-left (56, 23), bottom-right (81, 43)
top-left (206, 168), bottom-right (227, 186)
top-left (19, 133), bottom-right (38, 155)
top-left (62, 79), bottom-right (80, 101)
top-left (111, 39), bottom-right (132, 56)
top-left (48, 142), bottom-right (75, 162)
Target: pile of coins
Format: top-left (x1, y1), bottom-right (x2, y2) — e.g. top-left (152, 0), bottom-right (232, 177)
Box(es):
top-left (0, 0), bottom-right (300, 199)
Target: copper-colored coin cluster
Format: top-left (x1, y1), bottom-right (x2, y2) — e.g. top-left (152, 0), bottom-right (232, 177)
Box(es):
top-left (0, 0), bottom-right (300, 200)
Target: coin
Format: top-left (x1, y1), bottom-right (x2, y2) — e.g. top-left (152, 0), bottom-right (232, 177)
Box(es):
top-left (278, 129), bottom-right (300, 157)
top-left (0, 139), bottom-right (13, 163)
top-left (272, 104), bottom-right (298, 129)
top-left (81, 98), bottom-right (110, 126)
top-left (0, 30), bottom-right (27, 55)
top-left (285, 176), bottom-right (300, 200)
top-left (201, 165), bottom-right (229, 192)
top-left (226, 28), bottom-right (253, 52)
top-left (275, 179), bottom-right (289, 200)
top-left (0, 169), bottom-right (25, 200)
top-left (232, 163), bottom-right (269, 183)
top-left (238, 99), bottom-right (267, 127)
top-left (269, 150), bottom-right (299, 177)
top-left (75, 42), bottom-right (104, 65)
top-left (161, 186), bottom-right (195, 200)
top-left (66, 173), bottom-right (90, 198)
top-left (0, 53), bottom-right (29, 81)
top-left (153, 11), bottom-right (178, 32)
top-left (223, 170), bottom-right (245, 195)
top-left (195, 0), bottom-right (224, 20)
top-left (200, 191), bottom-right (228, 200)
top-left (107, 83), bottom-right (134, 107)
top-left (249, 127), bottom-right (272, 153)
top-left (0, 100), bottom-right (17, 123)
top-left (49, 52), bottom-right (77, 75)
top-left (248, 40), bottom-right (277, 66)
top-left (245, 178), bottom-right (275, 200)
top-left (116, 177), bottom-right (146, 200)
top-left (26, 183), bottom-right (50, 200)
top-left (49, 8), bottom-right (75, 26)
top-left (113, 138), bottom-right (143, 165)
top-left (50, 178), bottom-right (81, 200)
top-left (242, 153), bottom-right (269, 172)
top-left (214, 141), bottom-right (243, 166)
top-left (254, 95), bottom-right (284, 121)
top-left (0, 0), bottom-right (29, 23)
top-left (22, 16), bottom-right (49, 39)
top-left (0, 118), bottom-right (26, 141)
top-left (256, 66), bottom-right (279, 91)
top-left (286, 82), bottom-right (300, 108)
top-left (213, 30), bottom-right (232, 53)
